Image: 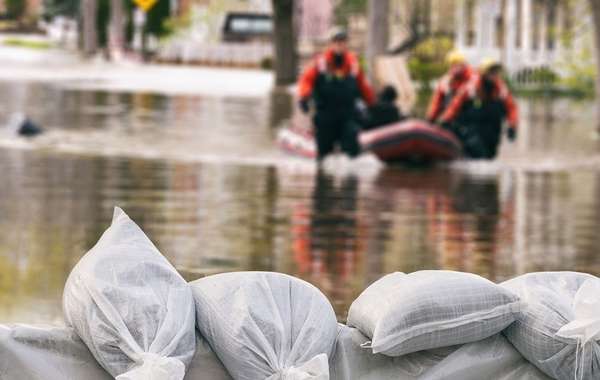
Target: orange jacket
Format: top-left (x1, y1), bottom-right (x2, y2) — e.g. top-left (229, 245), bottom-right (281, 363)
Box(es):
top-left (440, 74), bottom-right (519, 129)
top-left (298, 49), bottom-right (376, 106)
top-left (427, 66), bottom-right (474, 121)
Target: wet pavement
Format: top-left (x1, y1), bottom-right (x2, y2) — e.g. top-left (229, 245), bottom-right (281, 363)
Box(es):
top-left (1, 80), bottom-right (600, 323)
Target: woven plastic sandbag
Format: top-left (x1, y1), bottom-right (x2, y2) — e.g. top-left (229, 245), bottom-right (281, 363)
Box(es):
top-left (63, 207), bottom-right (196, 380)
top-left (0, 324), bottom-right (112, 380)
top-left (0, 325), bottom-right (232, 380)
top-left (347, 271), bottom-right (520, 356)
top-left (419, 333), bottom-right (552, 380)
top-left (191, 272), bottom-right (338, 380)
top-left (502, 272), bottom-right (600, 380)
top-left (330, 326), bottom-right (549, 380)
top-left (330, 324), bottom-right (456, 380)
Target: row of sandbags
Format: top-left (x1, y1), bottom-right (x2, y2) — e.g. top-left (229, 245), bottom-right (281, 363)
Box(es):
top-left (0, 323), bottom-right (548, 380)
top-left (4, 207), bottom-right (598, 380)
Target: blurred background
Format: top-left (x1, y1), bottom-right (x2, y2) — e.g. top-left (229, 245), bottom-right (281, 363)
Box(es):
top-left (1, 0), bottom-right (600, 324)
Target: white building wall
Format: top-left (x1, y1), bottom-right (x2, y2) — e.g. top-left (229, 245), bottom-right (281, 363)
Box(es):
top-left (455, 0), bottom-right (591, 77)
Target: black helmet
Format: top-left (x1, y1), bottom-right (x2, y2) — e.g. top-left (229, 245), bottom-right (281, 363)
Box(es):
top-left (379, 85), bottom-right (398, 103)
top-left (328, 27), bottom-right (348, 42)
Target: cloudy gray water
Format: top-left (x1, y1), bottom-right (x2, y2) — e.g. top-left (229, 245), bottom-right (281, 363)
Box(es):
top-left (1, 80), bottom-right (599, 324)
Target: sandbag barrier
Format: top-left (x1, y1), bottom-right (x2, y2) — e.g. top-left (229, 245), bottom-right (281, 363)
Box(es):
top-left (0, 208), bottom-right (596, 380)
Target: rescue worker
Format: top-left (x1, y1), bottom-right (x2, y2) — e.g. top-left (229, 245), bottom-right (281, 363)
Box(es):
top-left (427, 50), bottom-right (474, 123)
top-left (298, 28), bottom-right (376, 162)
top-left (439, 58), bottom-right (518, 159)
top-left (364, 85), bottom-right (404, 130)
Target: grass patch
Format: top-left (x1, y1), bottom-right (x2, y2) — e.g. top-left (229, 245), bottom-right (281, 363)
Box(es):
top-left (513, 85), bottom-right (594, 99)
top-left (3, 38), bottom-right (53, 50)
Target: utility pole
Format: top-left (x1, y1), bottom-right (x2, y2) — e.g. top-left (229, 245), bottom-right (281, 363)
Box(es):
top-left (109, 0), bottom-right (125, 60)
top-left (271, 0), bottom-right (298, 85)
top-left (367, 0), bottom-right (390, 81)
top-left (81, 0), bottom-right (98, 56)
top-left (589, 0), bottom-right (600, 130)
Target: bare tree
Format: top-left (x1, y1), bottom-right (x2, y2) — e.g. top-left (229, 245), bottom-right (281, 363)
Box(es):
top-left (590, 0), bottom-right (600, 129)
top-left (80, 0), bottom-right (98, 56)
top-left (272, 0), bottom-right (298, 85)
top-left (109, 0), bottom-right (125, 58)
top-left (367, 0), bottom-right (390, 76)
top-left (390, 0), bottom-right (436, 54)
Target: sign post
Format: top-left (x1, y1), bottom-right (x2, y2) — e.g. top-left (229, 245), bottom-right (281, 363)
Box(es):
top-left (134, 0), bottom-right (159, 13)
top-left (132, 0), bottom-right (159, 58)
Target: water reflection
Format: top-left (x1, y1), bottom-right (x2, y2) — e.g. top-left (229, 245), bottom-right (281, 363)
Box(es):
top-left (289, 170), bottom-right (362, 314)
top-left (0, 82), bottom-right (600, 324)
top-left (513, 97), bottom-right (600, 158)
top-left (2, 146), bottom-right (600, 323)
top-left (0, 82), bottom-right (276, 163)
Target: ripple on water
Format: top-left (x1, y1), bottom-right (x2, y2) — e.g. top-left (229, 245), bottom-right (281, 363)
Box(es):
top-left (1, 83), bottom-right (600, 322)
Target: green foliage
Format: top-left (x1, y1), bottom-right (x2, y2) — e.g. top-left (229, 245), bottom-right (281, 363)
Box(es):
top-left (532, 67), bottom-right (559, 84)
top-left (260, 56), bottom-right (273, 70)
top-left (43, 0), bottom-right (78, 18)
top-left (334, 0), bottom-right (367, 26)
top-left (125, 1), bottom-right (136, 45)
top-left (97, 0), bottom-right (110, 48)
top-left (414, 87), bottom-right (433, 118)
top-left (408, 36), bottom-right (454, 86)
top-left (145, 0), bottom-right (172, 38)
top-left (560, 45), bottom-right (596, 97)
top-left (513, 66), bottom-right (559, 86)
top-left (6, 0), bottom-right (26, 20)
top-left (162, 10), bottom-right (194, 38)
top-left (122, 1), bottom-right (172, 48)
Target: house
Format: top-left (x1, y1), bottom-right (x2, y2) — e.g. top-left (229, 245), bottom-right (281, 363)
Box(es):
top-left (0, 0), bottom-right (43, 19)
top-left (455, 0), bottom-right (590, 76)
top-left (159, 0), bottom-right (337, 66)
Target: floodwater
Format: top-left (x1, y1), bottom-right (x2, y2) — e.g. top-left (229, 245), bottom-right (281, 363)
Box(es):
top-left (1, 80), bottom-right (600, 324)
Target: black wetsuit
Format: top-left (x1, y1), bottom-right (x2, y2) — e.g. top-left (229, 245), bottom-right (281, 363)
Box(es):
top-left (448, 92), bottom-right (507, 159)
top-left (312, 73), bottom-right (363, 159)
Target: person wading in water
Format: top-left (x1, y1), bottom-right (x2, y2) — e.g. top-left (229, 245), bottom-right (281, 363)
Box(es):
top-left (427, 50), bottom-right (475, 124)
top-left (297, 28), bottom-right (376, 163)
top-left (439, 58), bottom-right (518, 159)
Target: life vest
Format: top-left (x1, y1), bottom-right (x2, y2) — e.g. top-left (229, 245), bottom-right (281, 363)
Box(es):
top-left (465, 75), bottom-right (510, 101)
top-left (316, 51), bottom-right (360, 77)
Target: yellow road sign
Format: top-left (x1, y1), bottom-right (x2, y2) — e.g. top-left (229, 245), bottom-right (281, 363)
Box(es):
top-left (134, 0), bottom-right (158, 12)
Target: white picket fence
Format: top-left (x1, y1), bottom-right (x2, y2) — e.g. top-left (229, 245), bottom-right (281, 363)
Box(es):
top-left (158, 41), bottom-right (273, 67)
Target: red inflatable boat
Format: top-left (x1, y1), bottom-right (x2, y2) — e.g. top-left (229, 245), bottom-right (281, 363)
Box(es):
top-left (277, 119), bottom-right (462, 163)
top-left (359, 119), bottom-right (462, 163)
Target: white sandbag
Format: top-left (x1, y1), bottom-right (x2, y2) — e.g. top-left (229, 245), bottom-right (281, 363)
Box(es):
top-left (0, 324), bottom-right (232, 380)
top-left (419, 334), bottom-right (552, 380)
top-left (330, 324), bottom-right (456, 380)
top-left (191, 271), bottom-right (338, 380)
top-left (330, 326), bottom-right (547, 380)
top-left (0, 324), bottom-right (112, 380)
top-left (502, 271), bottom-right (600, 380)
top-left (63, 207), bottom-right (196, 380)
top-left (347, 271), bottom-right (520, 356)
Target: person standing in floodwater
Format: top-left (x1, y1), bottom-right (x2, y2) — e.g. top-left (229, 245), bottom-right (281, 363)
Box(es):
top-left (426, 50), bottom-right (474, 124)
top-left (439, 58), bottom-right (518, 159)
top-left (297, 28), bottom-right (376, 163)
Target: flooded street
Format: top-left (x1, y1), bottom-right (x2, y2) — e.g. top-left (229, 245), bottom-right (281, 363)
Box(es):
top-left (1, 79), bottom-right (600, 324)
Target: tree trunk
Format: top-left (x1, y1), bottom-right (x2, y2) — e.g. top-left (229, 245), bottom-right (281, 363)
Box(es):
top-left (367, 0), bottom-right (390, 80)
top-left (271, 0), bottom-right (298, 86)
top-left (109, 0), bottom-right (125, 59)
top-left (81, 0), bottom-right (98, 56)
top-left (590, 0), bottom-right (600, 130)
